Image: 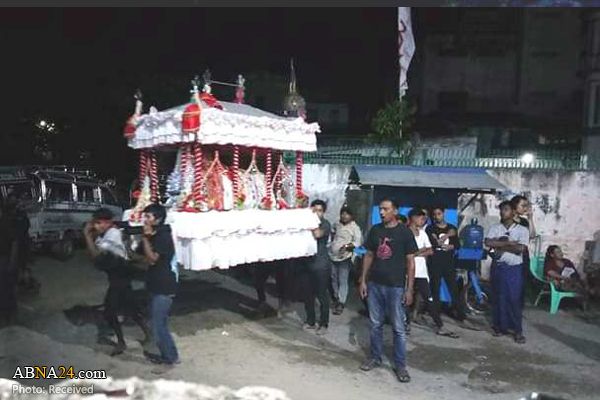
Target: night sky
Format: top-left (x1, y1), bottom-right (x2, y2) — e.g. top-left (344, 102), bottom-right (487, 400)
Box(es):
top-left (1, 8), bottom-right (408, 177)
top-left (1, 9), bottom-right (400, 126)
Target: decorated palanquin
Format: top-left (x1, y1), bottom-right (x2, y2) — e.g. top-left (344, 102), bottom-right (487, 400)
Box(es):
top-left (122, 73), bottom-right (321, 271)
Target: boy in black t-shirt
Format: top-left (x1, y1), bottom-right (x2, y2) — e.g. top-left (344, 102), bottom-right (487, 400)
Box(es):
top-left (302, 199), bottom-right (332, 336)
top-left (359, 197), bottom-right (418, 383)
top-left (426, 206), bottom-right (469, 326)
top-left (141, 204), bottom-right (179, 374)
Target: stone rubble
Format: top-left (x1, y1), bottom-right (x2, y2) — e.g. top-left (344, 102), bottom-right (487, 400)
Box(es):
top-left (0, 378), bottom-right (291, 400)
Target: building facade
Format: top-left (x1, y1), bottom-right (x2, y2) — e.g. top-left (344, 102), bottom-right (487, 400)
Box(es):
top-left (583, 9), bottom-right (600, 159)
top-left (418, 8), bottom-right (583, 119)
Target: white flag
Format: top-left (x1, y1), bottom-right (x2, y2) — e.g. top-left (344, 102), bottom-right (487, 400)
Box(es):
top-left (398, 7), bottom-right (415, 100)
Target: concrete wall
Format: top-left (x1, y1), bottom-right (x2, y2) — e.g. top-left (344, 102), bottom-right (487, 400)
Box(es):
top-left (461, 170), bottom-right (600, 278)
top-left (303, 163), bottom-right (600, 278)
top-left (302, 164), bottom-right (352, 224)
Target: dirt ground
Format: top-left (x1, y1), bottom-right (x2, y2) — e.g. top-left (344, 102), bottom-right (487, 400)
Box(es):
top-left (1, 250), bottom-right (600, 400)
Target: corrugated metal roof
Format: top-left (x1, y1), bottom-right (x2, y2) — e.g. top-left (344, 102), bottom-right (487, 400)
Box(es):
top-left (351, 165), bottom-right (507, 192)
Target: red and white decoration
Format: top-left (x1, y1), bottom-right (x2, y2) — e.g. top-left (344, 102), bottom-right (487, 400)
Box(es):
top-left (124, 80), bottom-right (320, 271)
top-left (128, 101), bottom-right (318, 152)
top-left (123, 93), bottom-right (143, 139)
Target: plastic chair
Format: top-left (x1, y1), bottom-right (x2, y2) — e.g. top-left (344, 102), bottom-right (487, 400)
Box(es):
top-left (530, 256), bottom-right (583, 314)
top-left (530, 256), bottom-right (550, 306)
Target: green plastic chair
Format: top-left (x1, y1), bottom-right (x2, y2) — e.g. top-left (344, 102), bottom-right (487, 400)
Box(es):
top-left (530, 256), bottom-right (551, 306)
top-left (530, 256), bottom-right (583, 314)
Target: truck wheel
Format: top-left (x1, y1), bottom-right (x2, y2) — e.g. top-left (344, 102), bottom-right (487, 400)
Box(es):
top-left (54, 234), bottom-right (75, 261)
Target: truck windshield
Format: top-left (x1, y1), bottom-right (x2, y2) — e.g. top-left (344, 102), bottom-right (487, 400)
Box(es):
top-left (2, 181), bottom-right (37, 203)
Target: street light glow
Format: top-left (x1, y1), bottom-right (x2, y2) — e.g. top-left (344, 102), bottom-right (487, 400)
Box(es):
top-left (521, 153), bottom-right (535, 164)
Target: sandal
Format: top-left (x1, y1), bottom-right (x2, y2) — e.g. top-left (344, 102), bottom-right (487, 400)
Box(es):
top-left (513, 334), bottom-right (526, 344)
top-left (395, 368), bottom-right (411, 383)
top-left (491, 328), bottom-right (505, 337)
top-left (436, 328), bottom-right (459, 339)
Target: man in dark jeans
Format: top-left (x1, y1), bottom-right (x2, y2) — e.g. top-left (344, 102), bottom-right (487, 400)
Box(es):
top-left (426, 206), bottom-right (468, 325)
top-left (486, 201), bottom-right (529, 344)
top-left (359, 197), bottom-right (418, 383)
top-left (141, 204), bottom-right (180, 374)
top-left (0, 204), bottom-right (19, 327)
top-left (303, 199), bottom-right (332, 336)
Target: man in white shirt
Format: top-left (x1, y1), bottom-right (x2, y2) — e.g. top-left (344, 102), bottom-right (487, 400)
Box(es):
top-left (329, 206), bottom-right (362, 315)
top-left (407, 209), bottom-right (458, 338)
top-left (485, 201), bottom-right (530, 344)
top-left (84, 208), bottom-right (150, 356)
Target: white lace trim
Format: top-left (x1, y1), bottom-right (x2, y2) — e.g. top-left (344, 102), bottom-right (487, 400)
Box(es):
top-left (176, 230), bottom-right (317, 270)
top-left (171, 208), bottom-right (320, 239)
top-left (122, 208), bottom-right (319, 270)
top-left (128, 105), bottom-right (319, 152)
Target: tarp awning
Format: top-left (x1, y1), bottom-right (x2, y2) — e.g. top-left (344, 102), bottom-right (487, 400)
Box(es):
top-left (351, 165), bottom-right (507, 192)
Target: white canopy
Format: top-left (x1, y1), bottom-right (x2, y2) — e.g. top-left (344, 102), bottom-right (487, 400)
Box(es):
top-left (128, 100), bottom-right (319, 152)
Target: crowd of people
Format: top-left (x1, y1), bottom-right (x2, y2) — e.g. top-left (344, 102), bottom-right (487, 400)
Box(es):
top-left (82, 205), bottom-right (180, 375)
top-left (0, 191), bottom-right (594, 382)
top-left (290, 195), bottom-right (591, 383)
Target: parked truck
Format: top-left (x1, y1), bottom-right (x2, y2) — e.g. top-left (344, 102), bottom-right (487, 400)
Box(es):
top-left (0, 166), bottom-right (123, 260)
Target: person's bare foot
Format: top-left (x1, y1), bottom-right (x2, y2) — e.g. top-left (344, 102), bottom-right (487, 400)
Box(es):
top-left (302, 323), bottom-right (317, 331)
top-left (513, 333), bottom-right (526, 344)
top-left (110, 344), bottom-right (126, 357)
top-left (151, 363), bottom-right (174, 375)
top-left (395, 368), bottom-right (411, 383)
top-left (436, 327), bottom-right (459, 339)
top-left (457, 319), bottom-right (481, 331)
top-left (359, 359), bottom-right (381, 372)
top-left (316, 326), bottom-right (328, 336)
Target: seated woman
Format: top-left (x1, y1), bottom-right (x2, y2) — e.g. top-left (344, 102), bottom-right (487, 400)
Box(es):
top-left (544, 245), bottom-right (590, 299)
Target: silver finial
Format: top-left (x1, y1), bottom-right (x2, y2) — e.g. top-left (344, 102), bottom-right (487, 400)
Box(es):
top-left (190, 76), bottom-right (200, 94)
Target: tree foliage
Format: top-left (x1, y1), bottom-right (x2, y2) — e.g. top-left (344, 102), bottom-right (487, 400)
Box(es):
top-left (366, 99), bottom-right (417, 155)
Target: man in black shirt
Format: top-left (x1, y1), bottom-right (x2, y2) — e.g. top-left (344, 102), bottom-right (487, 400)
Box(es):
top-left (141, 204), bottom-right (179, 374)
top-left (426, 206), bottom-right (467, 325)
top-left (0, 204), bottom-right (19, 327)
top-left (303, 199), bottom-right (332, 336)
top-left (359, 197), bottom-right (418, 383)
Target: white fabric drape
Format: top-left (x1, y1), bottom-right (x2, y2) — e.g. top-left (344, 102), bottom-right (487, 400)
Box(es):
top-left (123, 208), bottom-right (320, 271)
